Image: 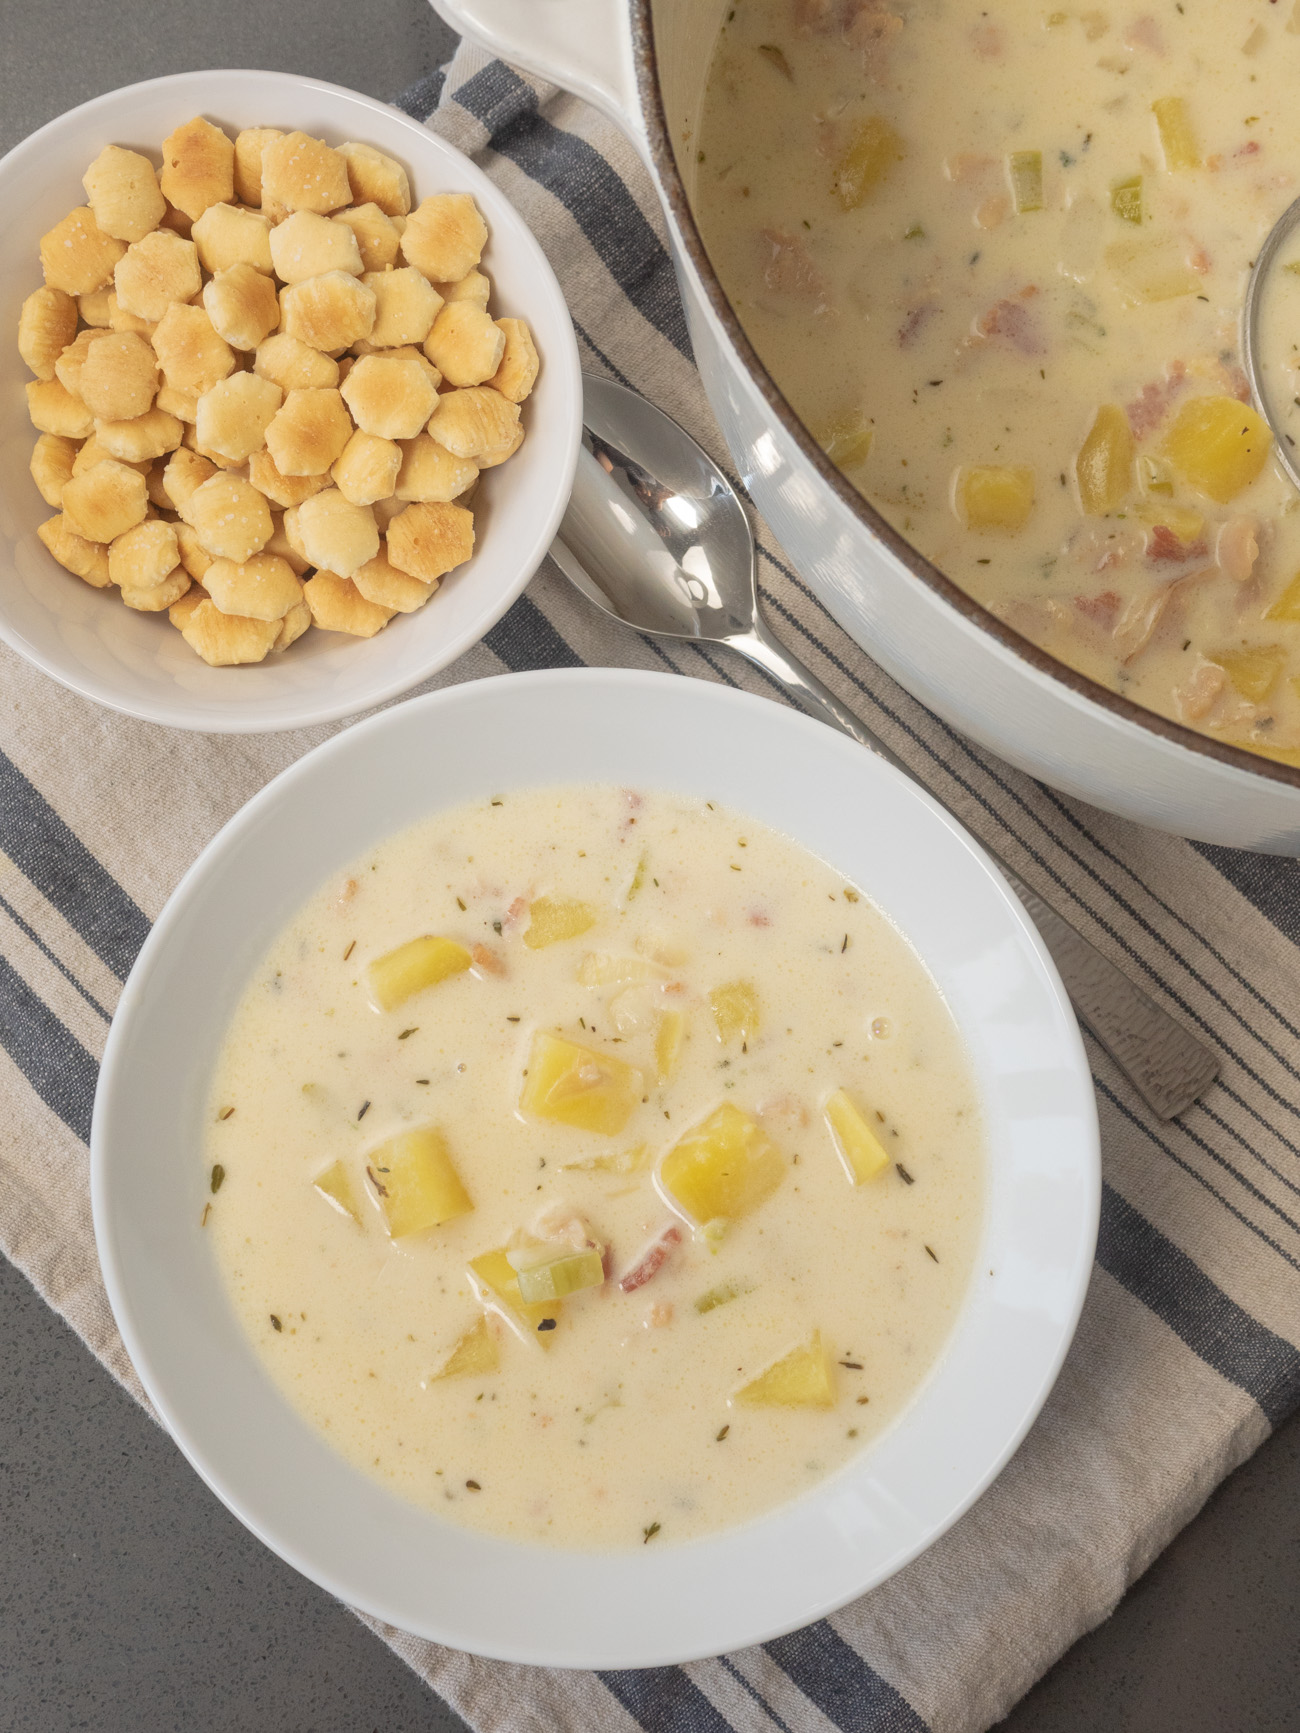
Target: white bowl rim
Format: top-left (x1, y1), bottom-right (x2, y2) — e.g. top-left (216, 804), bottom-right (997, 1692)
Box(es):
top-left (91, 668), bottom-right (1101, 1666)
top-left (0, 69), bottom-right (582, 733)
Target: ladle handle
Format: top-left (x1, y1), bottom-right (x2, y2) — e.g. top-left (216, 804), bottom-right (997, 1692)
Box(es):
top-left (725, 624), bottom-right (1219, 1120)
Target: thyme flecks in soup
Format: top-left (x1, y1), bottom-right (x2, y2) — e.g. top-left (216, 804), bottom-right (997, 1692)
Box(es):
top-left (205, 786), bottom-right (984, 1549)
top-left (695, 0), bottom-right (1300, 764)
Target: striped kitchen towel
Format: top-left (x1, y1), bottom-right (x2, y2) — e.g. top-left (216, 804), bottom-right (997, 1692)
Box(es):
top-left (4, 34), bottom-right (1300, 1733)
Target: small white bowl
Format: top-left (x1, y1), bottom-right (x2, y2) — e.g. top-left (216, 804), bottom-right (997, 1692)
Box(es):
top-left (0, 71), bottom-right (581, 733)
top-left (92, 670), bottom-right (1100, 1667)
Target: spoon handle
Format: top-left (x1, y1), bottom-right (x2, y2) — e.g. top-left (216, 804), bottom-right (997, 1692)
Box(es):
top-left (725, 624), bottom-right (1219, 1120)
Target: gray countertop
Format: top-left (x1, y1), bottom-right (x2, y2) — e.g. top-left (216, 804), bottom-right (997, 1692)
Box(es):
top-left (2, 3), bottom-right (1297, 1727)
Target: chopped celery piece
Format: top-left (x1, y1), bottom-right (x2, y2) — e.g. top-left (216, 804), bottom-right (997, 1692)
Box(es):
top-left (833, 116), bottom-right (905, 210)
top-left (519, 1031), bottom-right (643, 1135)
top-left (561, 1142), bottom-right (651, 1175)
top-left (1110, 175), bottom-right (1143, 224)
top-left (660, 1102), bottom-right (785, 1224)
top-left (469, 1246), bottom-right (559, 1337)
top-left (903, 221), bottom-right (925, 240)
top-left (695, 1279), bottom-right (753, 1315)
top-left (511, 1246), bottom-right (605, 1304)
top-left (431, 1316), bottom-right (499, 1380)
top-left (710, 979), bottom-right (760, 1043)
top-left (312, 1158), bottom-right (362, 1224)
top-left (1152, 96), bottom-right (1200, 170)
top-left (1008, 150), bottom-right (1043, 214)
top-left (1138, 454), bottom-right (1175, 497)
top-left (1075, 405), bottom-right (1134, 516)
top-left (818, 412), bottom-right (873, 471)
top-left (625, 852), bottom-right (648, 903)
top-left (825, 1089), bottom-right (891, 1184)
top-left (369, 935), bottom-right (471, 1011)
top-left (1161, 397), bottom-right (1272, 503)
top-left (523, 896), bottom-right (598, 949)
top-left (1207, 646), bottom-right (1285, 703)
top-left (655, 1009), bottom-right (685, 1084)
top-left (736, 1332), bottom-right (836, 1408)
top-left (577, 952), bottom-right (663, 987)
top-left (1266, 571), bottom-right (1300, 622)
top-left (957, 465), bottom-right (1035, 531)
top-left (369, 1127), bottom-right (472, 1236)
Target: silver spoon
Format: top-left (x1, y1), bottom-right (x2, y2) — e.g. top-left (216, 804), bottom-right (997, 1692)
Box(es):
top-left (551, 373), bottom-right (1219, 1120)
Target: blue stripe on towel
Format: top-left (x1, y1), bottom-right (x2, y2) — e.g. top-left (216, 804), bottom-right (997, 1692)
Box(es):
top-left (765, 1623), bottom-right (929, 1732)
top-left (1192, 842), bottom-right (1300, 952)
top-left (600, 1666), bottom-right (736, 1732)
top-left (485, 591), bottom-right (586, 672)
top-left (1097, 1181), bottom-right (1300, 1425)
top-left (0, 750), bottom-right (150, 982)
top-left (451, 61), bottom-right (693, 361)
top-left (0, 954), bottom-right (96, 1144)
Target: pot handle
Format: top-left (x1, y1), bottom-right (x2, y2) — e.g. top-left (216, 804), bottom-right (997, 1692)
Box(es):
top-left (430, 0), bottom-right (641, 139)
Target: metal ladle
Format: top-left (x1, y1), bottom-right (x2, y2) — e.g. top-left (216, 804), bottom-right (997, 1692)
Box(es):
top-left (1243, 193), bottom-right (1300, 491)
top-left (551, 373), bottom-right (1219, 1120)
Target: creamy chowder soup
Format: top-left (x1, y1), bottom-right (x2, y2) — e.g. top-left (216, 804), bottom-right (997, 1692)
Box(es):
top-left (205, 786), bottom-right (984, 1549)
top-left (696, 0), bottom-right (1300, 764)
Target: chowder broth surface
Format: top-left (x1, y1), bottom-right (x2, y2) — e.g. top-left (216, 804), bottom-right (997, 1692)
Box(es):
top-left (206, 786), bottom-right (984, 1549)
top-left (696, 0), bottom-right (1300, 762)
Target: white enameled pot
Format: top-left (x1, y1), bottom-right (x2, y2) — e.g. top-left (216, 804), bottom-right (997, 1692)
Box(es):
top-left (433, 0), bottom-right (1300, 852)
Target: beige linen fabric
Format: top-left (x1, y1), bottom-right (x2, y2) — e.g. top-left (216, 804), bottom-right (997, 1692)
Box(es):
top-left (2, 40), bottom-right (1299, 1733)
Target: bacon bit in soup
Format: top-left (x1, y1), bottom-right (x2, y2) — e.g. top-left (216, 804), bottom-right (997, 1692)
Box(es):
top-left (971, 289), bottom-right (1044, 355)
top-left (619, 1223), bottom-right (683, 1292)
top-left (471, 942), bottom-right (507, 976)
top-left (1147, 524), bottom-right (1208, 562)
top-left (1173, 660), bottom-right (1227, 721)
top-left (1125, 363), bottom-right (1187, 436)
top-left (1075, 590), bottom-right (1123, 629)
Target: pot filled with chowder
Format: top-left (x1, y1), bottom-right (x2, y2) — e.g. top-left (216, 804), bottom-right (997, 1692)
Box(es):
top-left (436, 0), bottom-right (1300, 850)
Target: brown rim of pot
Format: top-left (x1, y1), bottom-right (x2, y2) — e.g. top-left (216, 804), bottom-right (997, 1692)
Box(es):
top-left (628, 0), bottom-right (1300, 793)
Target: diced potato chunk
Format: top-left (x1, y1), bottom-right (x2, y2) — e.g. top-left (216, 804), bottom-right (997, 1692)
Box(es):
top-left (1152, 96), bottom-right (1200, 170)
top-left (1104, 237), bottom-right (1200, 305)
top-left (710, 979), bottom-right (760, 1043)
top-left (735, 1332), bottom-right (835, 1409)
top-left (511, 1246), bottom-right (605, 1304)
top-left (313, 1157), bottom-right (362, 1223)
top-left (523, 896), bottom-right (598, 949)
top-left (469, 1247), bottom-right (560, 1337)
top-left (1265, 571), bottom-right (1300, 622)
top-left (1076, 404), bottom-right (1134, 515)
top-left (1207, 645), bottom-right (1285, 703)
top-left (431, 1316), bottom-right (499, 1379)
top-left (957, 464), bottom-right (1035, 532)
top-left (833, 116), bottom-right (905, 210)
top-left (825, 1088), bottom-right (891, 1184)
top-left (369, 934), bottom-right (472, 1010)
top-left (1161, 397), bottom-right (1272, 503)
top-left (655, 1009), bottom-right (684, 1084)
top-left (519, 1032), bottom-right (643, 1136)
top-left (369, 1126), bottom-right (472, 1236)
top-left (659, 1102), bottom-right (784, 1223)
